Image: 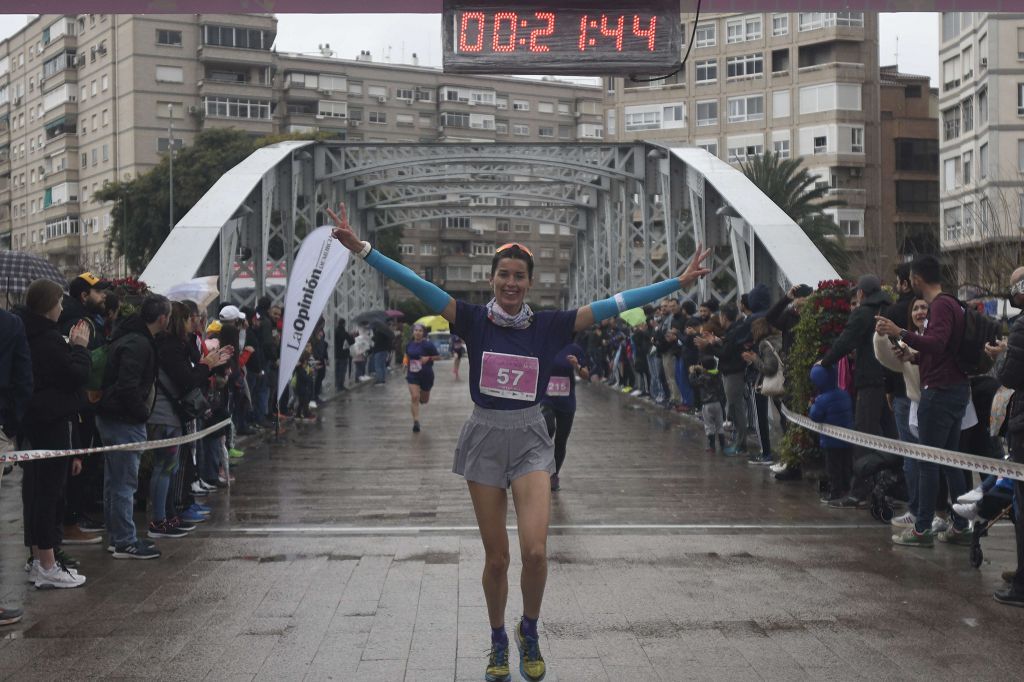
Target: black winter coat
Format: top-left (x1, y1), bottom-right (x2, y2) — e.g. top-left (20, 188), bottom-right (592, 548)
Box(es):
top-left (19, 311), bottom-right (91, 431)
top-left (98, 315), bottom-right (158, 424)
top-left (820, 289), bottom-right (892, 388)
top-left (998, 314), bottom-right (1024, 462)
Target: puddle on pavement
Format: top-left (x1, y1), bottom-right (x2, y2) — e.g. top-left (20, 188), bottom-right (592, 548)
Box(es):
top-left (207, 553), bottom-right (362, 563)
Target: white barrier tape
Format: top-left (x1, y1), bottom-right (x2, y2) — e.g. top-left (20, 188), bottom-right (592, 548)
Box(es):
top-left (0, 418), bottom-right (232, 464)
top-left (780, 405), bottom-right (1024, 482)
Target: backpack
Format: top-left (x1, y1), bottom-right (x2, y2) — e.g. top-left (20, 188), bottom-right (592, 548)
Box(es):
top-left (85, 344), bottom-right (109, 404)
top-left (943, 294), bottom-right (1002, 376)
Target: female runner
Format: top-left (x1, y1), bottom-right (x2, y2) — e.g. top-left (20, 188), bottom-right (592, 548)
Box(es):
top-left (540, 344), bottom-right (590, 492)
top-left (451, 333), bottom-right (466, 381)
top-left (330, 203), bottom-right (710, 682)
top-left (405, 323), bottom-right (440, 432)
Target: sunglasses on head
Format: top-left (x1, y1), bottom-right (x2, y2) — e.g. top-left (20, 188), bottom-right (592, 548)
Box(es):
top-left (496, 242), bottom-right (533, 258)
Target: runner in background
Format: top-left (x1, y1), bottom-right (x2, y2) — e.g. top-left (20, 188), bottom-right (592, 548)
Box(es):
top-left (540, 344), bottom-right (589, 492)
top-left (451, 334), bottom-right (466, 381)
top-left (405, 323), bottom-right (440, 433)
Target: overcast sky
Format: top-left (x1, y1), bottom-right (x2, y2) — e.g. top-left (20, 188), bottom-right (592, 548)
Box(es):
top-left (0, 12), bottom-right (940, 84)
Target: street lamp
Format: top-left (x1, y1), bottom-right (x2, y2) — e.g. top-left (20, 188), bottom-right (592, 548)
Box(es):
top-left (168, 103), bottom-right (175, 232)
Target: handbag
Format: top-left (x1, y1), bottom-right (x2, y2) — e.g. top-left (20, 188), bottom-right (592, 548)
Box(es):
top-left (157, 371), bottom-right (210, 422)
top-left (757, 342), bottom-right (786, 397)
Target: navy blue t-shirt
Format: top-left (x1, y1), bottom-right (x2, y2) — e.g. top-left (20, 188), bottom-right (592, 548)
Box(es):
top-left (451, 301), bottom-right (578, 410)
top-left (405, 340), bottom-right (438, 380)
top-left (542, 343), bottom-right (587, 413)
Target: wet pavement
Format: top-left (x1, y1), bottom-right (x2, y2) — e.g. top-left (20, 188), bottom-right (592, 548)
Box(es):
top-left (2, 362), bottom-right (1022, 681)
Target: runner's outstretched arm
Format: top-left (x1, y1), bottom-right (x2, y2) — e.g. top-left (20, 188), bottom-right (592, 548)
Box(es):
top-left (328, 203), bottom-right (458, 323)
top-left (573, 245), bottom-right (712, 333)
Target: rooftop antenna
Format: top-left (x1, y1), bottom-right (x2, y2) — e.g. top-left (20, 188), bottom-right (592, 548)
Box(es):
top-left (894, 35), bottom-right (899, 66)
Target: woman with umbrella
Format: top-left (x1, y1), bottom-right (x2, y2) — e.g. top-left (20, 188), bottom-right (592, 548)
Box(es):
top-left (330, 203), bottom-right (710, 682)
top-left (405, 323), bottom-right (441, 433)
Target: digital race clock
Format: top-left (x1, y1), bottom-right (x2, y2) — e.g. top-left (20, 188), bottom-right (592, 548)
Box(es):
top-left (442, 0), bottom-right (682, 75)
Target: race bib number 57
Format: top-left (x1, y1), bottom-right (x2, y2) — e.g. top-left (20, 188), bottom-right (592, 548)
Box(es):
top-left (479, 351), bottom-right (539, 401)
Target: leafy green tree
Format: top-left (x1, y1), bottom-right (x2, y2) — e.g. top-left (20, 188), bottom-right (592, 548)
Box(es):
top-left (740, 151), bottom-right (849, 273)
top-left (97, 129), bottom-right (326, 273)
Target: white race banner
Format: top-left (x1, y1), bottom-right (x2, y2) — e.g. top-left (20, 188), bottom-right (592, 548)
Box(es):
top-left (278, 225), bottom-right (351, 399)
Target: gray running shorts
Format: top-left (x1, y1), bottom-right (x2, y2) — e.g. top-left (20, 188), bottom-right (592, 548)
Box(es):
top-left (452, 404), bottom-right (555, 488)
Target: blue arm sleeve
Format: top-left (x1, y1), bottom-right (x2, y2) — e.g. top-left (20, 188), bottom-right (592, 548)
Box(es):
top-left (364, 249), bottom-right (451, 314)
top-left (589, 278), bottom-right (682, 323)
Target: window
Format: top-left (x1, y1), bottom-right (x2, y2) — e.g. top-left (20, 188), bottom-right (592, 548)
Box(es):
top-left (539, 126), bottom-right (554, 137)
top-left (813, 136), bottom-right (828, 154)
top-left (695, 59), bottom-right (717, 83)
top-left (962, 96), bottom-right (974, 132)
top-left (944, 206), bottom-right (963, 241)
top-left (726, 53), bottom-right (763, 79)
top-left (695, 22), bottom-right (716, 47)
top-left (395, 87), bottom-right (413, 101)
top-left (662, 104), bottom-right (685, 129)
top-left (772, 14), bottom-right (788, 36)
top-left (495, 120), bottom-right (508, 135)
top-left (799, 12), bottom-right (864, 31)
top-left (726, 14), bottom-right (762, 44)
top-left (698, 141), bottom-right (718, 156)
top-left (942, 12), bottom-right (960, 42)
top-left (850, 127), bottom-right (863, 153)
top-left (944, 157), bottom-right (959, 191)
top-left (398, 243), bottom-right (415, 256)
top-left (101, 75), bottom-right (108, 91)
top-left (368, 111), bottom-right (386, 124)
top-left (102, 144), bottom-right (109, 162)
top-left (942, 106), bottom-right (961, 140)
top-left (943, 56), bottom-right (961, 91)
top-left (980, 143), bottom-right (988, 178)
top-left (1019, 140), bottom-right (1024, 173)
top-left (839, 217), bottom-right (862, 237)
top-left (727, 95), bottom-right (764, 123)
top-left (696, 100), bottom-right (717, 127)
top-left (317, 100), bottom-right (347, 118)
top-left (727, 144), bottom-right (763, 162)
top-left (895, 181), bottom-right (939, 214)
top-left (772, 90), bottom-right (790, 118)
top-left (605, 109), bottom-right (616, 136)
top-left (155, 65), bottom-right (184, 83)
top-left (625, 107), bottom-right (661, 131)
top-left (978, 87), bottom-right (988, 124)
top-left (514, 222), bottom-right (531, 233)
top-left (538, 101), bottom-right (555, 114)
top-left (203, 97), bottom-right (272, 120)
top-left (773, 138), bottom-right (790, 158)
top-left (395, 113), bottom-right (414, 127)
top-left (512, 99), bottom-right (529, 111)
top-left (348, 81), bottom-right (363, 95)
top-left (496, 220), bottom-right (510, 233)
top-left (1018, 83), bottom-right (1024, 116)
top-left (799, 83), bottom-right (861, 114)
top-left (496, 96), bottom-right (508, 109)
top-left (962, 46), bottom-right (973, 79)
top-left (513, 124), bottom-right (529, 136)
top-left (157, 137), bottom-right (185, 152)
top-left (558, 102), bottom-right (570, 115)
top-left (156, 29), bottom-right (182, 46)
top-left (203, 25), bottom-right (276, 50)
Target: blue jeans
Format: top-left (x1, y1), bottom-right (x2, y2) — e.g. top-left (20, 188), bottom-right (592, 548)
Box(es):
top-left (892, 396), bottom-right (919, 516)
top-left (97, 415), bottom-right (147, 549)
top-left (647, 353), bottom-right (665, 403)
top-left (914, 384), bottom-right (970, 533)
top-left (371, 351), bottom-right (388, 383)
top-left (147, 424), bottom-right (181, 524)
top-left (676, 358), bottom-right (694, 406)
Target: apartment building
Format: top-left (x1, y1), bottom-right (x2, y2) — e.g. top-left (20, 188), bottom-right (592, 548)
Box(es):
top-left (606, 10), bottom-right (883, 270)
top-left (938, 11), bottom-right (1024, 290)
top-left (0, 13), bottom-right (603, 307)
top-left (879, 65), bottom-right (939, 265)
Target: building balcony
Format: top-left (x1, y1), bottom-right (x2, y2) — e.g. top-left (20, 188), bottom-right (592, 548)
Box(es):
top-left (0, 157), bottom-right (8, 176)
top-left (44, 200), bottom-right (80, 220)
top-left (197, 44), bottom-right (273, 67)
top-left (43, 232), bottom-right (81, 256)
top-left (41, 167), bottom-right (79, 186)
top-left (43, 132), bottom-right (79, 156)
top-left (198, 78), bottom-right (272, 98)
top-left (41, 32), bottom-right (77, 58)
top-left (42, 101), bottom-right (79, 125)
top-left (202, 114), bottom-right (275, 135)
top-left (796, 61), bottom-right (865, 81)
top-left (283, 82), bottom-right (326, 101)
top-left (39, 65), bottom-right (78, 91)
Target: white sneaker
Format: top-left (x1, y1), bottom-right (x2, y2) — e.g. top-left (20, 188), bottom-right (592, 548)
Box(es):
top-left (630, 389), bottom-right (642, 397)
top-left (309, 401), bottom-right (318, 409)
top-left (931, 516), bottom-right (950, 534)
top-left (26, 560), bottom-right (40, 582)
top-left (770, 462), bottom-right (788, 474)
top-left (34, 563), bottom-right (86, 589)
top-left (199, 480), bottom-right (217, 491)
top-left (890, 511), bottom-right (916, 529)
top-left (957, 486), bottom-right (984, 504)
top-left (190, 481), bottom-right (209, 496)
top-left (952, 502), bottom-right (981, 522)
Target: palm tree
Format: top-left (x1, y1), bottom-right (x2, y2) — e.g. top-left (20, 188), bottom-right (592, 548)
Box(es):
top-left (740, 151), bottom-right (849, 272)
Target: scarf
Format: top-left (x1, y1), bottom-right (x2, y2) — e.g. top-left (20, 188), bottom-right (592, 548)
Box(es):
top-left (485, 298), bottom-right (534, 330)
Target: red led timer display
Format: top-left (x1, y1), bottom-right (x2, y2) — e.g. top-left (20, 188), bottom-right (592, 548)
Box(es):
top-left (443, 1), bottom-right (680, 75)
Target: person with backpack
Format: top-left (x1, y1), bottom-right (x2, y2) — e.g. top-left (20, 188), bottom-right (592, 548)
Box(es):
top-left (875, 255), bottom-right (973, 548)
top-left (96, 295), bottom-right (171, 560)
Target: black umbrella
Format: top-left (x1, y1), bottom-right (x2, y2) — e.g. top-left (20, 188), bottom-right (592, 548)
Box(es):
top-left (0, 250), bottom-right (67, 302)
top-left (353, 309), bottom-right (389, 326)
